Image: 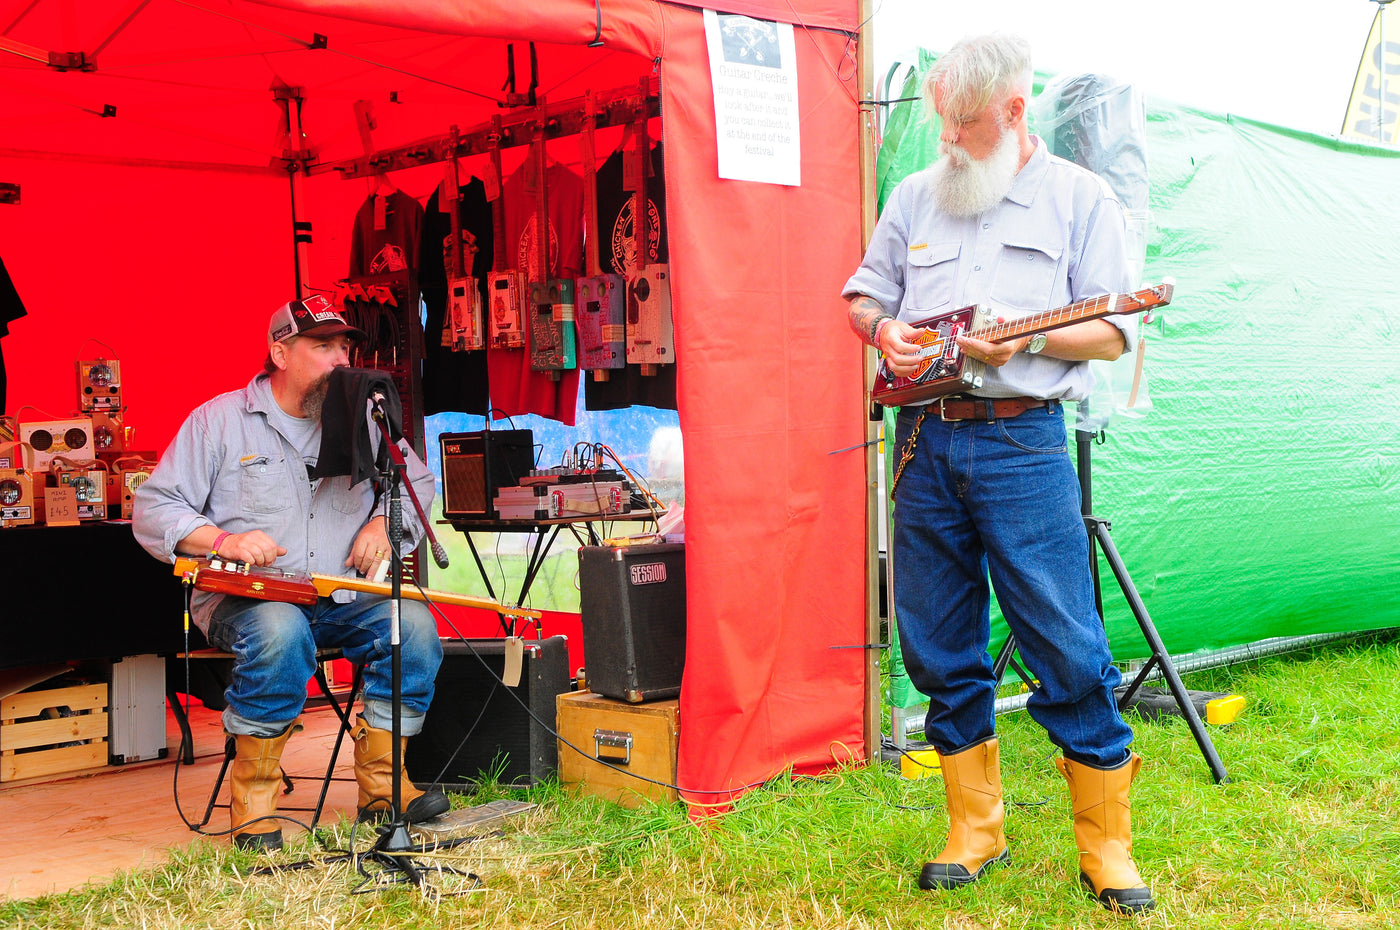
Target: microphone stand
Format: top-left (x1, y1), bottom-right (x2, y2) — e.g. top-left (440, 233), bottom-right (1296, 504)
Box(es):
top-left (363, 394), bottom-right (449, 872)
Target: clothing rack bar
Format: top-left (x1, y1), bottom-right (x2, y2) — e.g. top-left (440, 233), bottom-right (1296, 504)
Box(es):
top-left (312, 82), bottom-right (660, 181)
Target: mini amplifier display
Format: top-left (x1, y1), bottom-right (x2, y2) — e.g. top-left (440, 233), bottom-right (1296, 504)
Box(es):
top-left (20, 417), bottom-right (94, 472)
top-left (0, 442), bottom-right (35, 527)
top-left (487, 270), bottom-right (527, 349)
top-left (91, 410), bottom-right (126, 455)
top-left (106, 456), bottom-right (156, 520)
top-left (445, 276), bottom-right (485, 351)
top-left (626, 265), bottom-right (674, 370)
top-left (575, 274), bottom-right (627, 371)
top-left (48, 457), bottom-right (107, 521)
top-left (77, 358), bottom-right (123, 412)
top-left (0, 468), bottom-right (35, 528)
top-left (440, 429), bottom-right (536, 520)
top-left (528, 278), bottom-right (578, 372)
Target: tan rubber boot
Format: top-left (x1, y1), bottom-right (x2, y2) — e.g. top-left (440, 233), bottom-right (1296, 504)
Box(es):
top-left (228, 718), bottom-right (302, 851)
top-left (350, 715), bottom-right (450, 824)
top-left (1056, 753), bottom-right (1156, 915)
top-left (918, 737), bottom-right (1010, 889)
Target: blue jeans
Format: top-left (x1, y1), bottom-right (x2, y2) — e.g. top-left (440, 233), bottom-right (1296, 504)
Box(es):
top-left (207, 593), bottom-right (443, 739)
top-left (891, 403), bottom-right (1133, 768)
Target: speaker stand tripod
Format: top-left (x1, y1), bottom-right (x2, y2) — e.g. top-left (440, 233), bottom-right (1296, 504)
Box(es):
top-left (992, 420), bottom-right (1230, 785)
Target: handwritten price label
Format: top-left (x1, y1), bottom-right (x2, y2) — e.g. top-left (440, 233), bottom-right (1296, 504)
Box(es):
top-left (44, 486), bottom-right (80, 526)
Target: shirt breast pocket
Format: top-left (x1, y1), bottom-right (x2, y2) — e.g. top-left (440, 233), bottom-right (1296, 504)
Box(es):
top-left (905, 241), bottom-right (961, 311)
top-left (238, 454), bottom-right (292, 514)
top-left (990, 240), bottom-right (1062, 312)
top-left (331, 477), bottom-right (373, 516)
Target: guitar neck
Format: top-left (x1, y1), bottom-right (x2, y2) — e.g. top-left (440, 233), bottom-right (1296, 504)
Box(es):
top-left (969, 285), bottom-right (1169, 344)
top-left (173, 557), bottom-right (540, 618)
top-left (306, 572), bottom-right (540, 617)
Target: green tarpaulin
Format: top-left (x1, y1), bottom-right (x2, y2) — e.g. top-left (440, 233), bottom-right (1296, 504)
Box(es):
top-left (879, 53), bottom-right (1400, 710)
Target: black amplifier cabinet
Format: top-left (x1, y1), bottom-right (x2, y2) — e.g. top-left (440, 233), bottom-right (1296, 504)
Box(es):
top-left (406, 636), bottom-right (571, 789)
top-left (440, 429), bottom-right (535, 519)
top-left (578, 543), bottom-right (686, 703)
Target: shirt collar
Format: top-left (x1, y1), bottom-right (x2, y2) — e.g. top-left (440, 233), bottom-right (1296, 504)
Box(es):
top-left (1005, 135), bottom-right (1049, 208)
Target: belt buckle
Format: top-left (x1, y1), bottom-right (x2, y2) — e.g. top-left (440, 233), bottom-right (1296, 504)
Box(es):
top-left (937, 397), bottom-right (956, 422)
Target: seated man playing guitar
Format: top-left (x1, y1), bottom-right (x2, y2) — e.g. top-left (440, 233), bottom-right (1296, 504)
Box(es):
top-left (133, 295), bottom-right (449, 850)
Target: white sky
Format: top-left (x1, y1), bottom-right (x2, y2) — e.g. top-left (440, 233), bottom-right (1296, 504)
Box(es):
top-left (870, 0), bottom-right (1382, 138)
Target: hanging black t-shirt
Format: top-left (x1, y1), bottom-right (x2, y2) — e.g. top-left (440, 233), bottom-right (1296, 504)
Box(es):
top-left (585, 142), bottom-right (677, 412)
top-left (0, 257), bottom-right (27, 413)
top-left (420, 179), bottom-right (494, 416)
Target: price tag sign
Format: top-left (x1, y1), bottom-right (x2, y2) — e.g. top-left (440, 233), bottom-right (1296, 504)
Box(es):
top-left (44, 486), bottom-right (80, 526)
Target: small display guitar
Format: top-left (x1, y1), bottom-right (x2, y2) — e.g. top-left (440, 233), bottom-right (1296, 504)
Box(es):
top-left (172, 557), bottom-right (541, 619)
top-left (871, 280), bottom-right (1175, 408)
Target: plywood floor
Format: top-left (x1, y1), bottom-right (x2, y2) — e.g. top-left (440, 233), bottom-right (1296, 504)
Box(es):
top-left (0, 700), bottom-right (360, 901)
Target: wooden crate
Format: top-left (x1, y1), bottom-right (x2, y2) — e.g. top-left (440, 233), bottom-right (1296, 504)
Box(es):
top-left (556, 690), bottom-right (679, 808)
top-left (1, 683), bottom-right (109, 782)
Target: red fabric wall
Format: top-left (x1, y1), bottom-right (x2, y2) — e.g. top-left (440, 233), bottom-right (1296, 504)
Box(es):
top-left (0, 0), bottom-right (870, 811)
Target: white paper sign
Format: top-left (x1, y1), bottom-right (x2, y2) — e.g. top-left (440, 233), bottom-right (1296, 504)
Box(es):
top-left (703, 10), bottom-right (801, 186)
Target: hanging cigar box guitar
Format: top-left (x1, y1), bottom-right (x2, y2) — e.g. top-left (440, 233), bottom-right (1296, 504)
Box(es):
top-left (871, 280), bottom-right (1175, 408)
top-left (626, 264), bottom-right (674, 374)
top-left (575, 274), bottom-right (627, 373)
top-left (528, 278), bottom-right (578, 373)
top-left (172, 557), bottom-right (542, 619)
top-left (487, 271), bottom-right (528, 349)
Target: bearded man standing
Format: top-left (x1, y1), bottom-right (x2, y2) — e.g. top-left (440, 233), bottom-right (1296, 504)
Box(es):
top-left (134, 295), bottom-right (448, 850)
top-left (843, 34), bottom-right (1154, 914)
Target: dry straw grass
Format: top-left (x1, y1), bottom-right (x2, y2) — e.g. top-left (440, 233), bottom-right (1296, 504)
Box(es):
top-left (3, 634), bottom-right (1398, 929)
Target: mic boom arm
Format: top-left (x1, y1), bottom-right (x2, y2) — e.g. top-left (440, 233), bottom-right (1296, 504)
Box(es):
top-left (370, 401), bottom-right (450, 570)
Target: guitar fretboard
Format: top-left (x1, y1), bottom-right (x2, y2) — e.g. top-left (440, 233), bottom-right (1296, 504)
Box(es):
top-left (968, 292), bottom-right (1141, 342)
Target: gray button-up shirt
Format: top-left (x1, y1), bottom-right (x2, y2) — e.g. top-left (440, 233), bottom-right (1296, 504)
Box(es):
top-left (843, 137), bottom-right (1135, 402)
top-left (132, 372), bottom-right (435, 632)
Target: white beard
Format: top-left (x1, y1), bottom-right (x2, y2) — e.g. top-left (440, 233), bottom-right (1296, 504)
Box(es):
top-left (929, 129), bottom-right (1022, 218)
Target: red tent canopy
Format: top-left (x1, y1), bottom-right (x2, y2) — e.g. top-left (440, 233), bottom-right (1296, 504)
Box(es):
top-left (0, 0), bottom-right (869, 808)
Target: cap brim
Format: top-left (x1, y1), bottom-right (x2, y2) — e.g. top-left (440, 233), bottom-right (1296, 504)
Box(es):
top-left (293, 321), bottom-right (366, 341)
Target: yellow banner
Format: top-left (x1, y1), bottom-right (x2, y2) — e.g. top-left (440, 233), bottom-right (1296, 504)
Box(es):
top-left (1342, 8), bottom-right (1400, 144)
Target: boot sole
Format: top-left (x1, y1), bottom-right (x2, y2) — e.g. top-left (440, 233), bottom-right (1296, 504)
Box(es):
top-left (1081, 872), bottom-right (1156, 914)
top-left (918, 848), bottom-right (1010, 890)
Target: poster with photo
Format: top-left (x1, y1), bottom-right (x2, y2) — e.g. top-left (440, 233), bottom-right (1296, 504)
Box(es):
top-left (703, 10), bottom-right (801, 186)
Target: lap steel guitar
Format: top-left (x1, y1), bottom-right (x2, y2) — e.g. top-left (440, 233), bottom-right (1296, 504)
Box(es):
top-left (172, 556), bottom-right (540, 619)
top-left (871, 281), bottom-right (1174, 409)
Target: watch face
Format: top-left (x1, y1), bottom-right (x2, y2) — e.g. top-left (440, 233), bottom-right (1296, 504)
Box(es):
top-left (1028, 333), bottom-right (1048, 354)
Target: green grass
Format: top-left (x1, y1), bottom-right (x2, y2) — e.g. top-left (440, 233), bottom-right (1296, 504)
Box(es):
top-left (4, 635), bottom-right (1398, 928)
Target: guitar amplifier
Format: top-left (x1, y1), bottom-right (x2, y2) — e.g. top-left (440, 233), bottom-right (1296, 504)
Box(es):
top-left (440, 429), bottom-right (535, 519)
top-left (578, 543), bottom-right (686, 702)
top-left (406, 636), bottom-right (572, 789)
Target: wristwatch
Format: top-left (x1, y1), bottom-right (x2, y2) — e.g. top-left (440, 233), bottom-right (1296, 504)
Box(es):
top-left (1025, 333), bottom-right (1048, 355)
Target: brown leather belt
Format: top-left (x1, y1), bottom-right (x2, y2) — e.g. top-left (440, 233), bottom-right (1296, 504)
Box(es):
top-left (932, 395), bottom-right (1058, 421)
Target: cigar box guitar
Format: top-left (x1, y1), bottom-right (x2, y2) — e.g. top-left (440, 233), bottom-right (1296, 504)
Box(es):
top-left (871, 281), bottom-right (1174, 408)
top-left (172, 557), bottom-right (541, 619)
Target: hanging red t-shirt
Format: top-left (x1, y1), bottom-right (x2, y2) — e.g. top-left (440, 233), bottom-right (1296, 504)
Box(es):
top-left (488, 159), bottom-right (584, 425)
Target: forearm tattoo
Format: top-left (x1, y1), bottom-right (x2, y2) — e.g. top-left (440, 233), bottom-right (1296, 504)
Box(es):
top-left (848, 296), bottom-right (892, 347)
